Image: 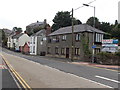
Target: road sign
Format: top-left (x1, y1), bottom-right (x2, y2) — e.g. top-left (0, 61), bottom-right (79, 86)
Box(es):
top-left (92, 45), bottom-right (96, 48)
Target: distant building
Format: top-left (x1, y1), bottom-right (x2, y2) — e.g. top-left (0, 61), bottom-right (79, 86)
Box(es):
top-left (7, 32), bottom-right (30, 51)
top-left (26, 19), bottom-right (47, 35)
top-left (30, 25), bottom-right (51, 55)
top-left (21, 42), bottom-right (30, 54)
top-left (47, 24), bottom-right (105, 60)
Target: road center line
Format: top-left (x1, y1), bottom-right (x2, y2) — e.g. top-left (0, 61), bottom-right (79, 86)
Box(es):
top-left (95, 75), bottom-right (120, 83)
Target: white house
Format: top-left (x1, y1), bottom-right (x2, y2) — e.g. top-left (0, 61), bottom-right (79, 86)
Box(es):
top-left (7, 33), bottom-right (30, 51)
top-left (30, 29), bottom-right (47, 55)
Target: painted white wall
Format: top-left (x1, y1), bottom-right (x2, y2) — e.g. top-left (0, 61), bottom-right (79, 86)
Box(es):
top-left (18, 34), bottom-right (30, 46)
top-left (30, 36), bottom-right (37, 55)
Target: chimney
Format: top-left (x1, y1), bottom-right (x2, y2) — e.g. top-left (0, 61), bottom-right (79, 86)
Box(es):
top-left (45, 24), bottom-right (51, 36)
top-left (44, 19), bottom-right (47, 24)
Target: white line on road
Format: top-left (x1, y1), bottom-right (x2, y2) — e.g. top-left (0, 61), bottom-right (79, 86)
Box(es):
top-left (95, 75), bottom-right (120, 83)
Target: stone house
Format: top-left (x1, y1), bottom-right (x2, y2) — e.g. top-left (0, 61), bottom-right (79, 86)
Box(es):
top-left (47, 24), bottom-right (105, 61)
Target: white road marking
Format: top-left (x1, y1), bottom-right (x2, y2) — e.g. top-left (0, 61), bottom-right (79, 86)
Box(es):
top-left (95, 75), bottom-right (120, 83)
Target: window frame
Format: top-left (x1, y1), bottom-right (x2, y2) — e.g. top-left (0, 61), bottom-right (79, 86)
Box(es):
top-left (75, 48), bottom-right (80, 56)
top-left (75, 33), bottom-right (80, 41)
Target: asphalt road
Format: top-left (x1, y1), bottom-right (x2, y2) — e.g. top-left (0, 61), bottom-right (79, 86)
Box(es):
top-left (0, 55), bottom-right (21, 89)
top-left (2, 48), bottom-right (120, 89)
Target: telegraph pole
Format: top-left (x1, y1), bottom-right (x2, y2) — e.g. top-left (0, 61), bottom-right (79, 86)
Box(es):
top-left (71, 8), bottom-right (74, 62)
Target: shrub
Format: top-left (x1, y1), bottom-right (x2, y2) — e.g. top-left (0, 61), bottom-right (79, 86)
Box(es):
top-left (96, 52), bottom-right (119, 65)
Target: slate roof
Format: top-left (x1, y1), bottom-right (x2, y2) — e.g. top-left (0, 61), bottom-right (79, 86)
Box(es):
top-left (28, 21), bottom-right (43, 27)
top-left (49, 24), bottom-right (105, 36)
top-left (31, 29), bottom-right (46, 36)
top-left (12, 33), bottom-right (24, 39)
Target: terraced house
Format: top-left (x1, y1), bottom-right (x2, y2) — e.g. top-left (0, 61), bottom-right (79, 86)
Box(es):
top-left (47, 24), bottom-right (105, 60)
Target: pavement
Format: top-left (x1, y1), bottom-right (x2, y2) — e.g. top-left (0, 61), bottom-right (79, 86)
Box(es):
top-left (43, 56), bottom-right (120, 71)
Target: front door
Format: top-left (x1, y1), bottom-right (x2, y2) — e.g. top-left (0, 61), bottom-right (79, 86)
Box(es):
top-left (66, 48), bottom-right (69, 58)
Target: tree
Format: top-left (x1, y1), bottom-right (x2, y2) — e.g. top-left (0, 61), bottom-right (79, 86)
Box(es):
top-left (0, 29), bottom-right (7, 46)
top-left (52, 11), bottom-right (82, 31)
top-left (12, 27), bottom-right (22, 33)
top-left (111, 24), bottom-right (120, 41)
top-left (99, 22), bottom-right (112, 33)
top-left (86, 17), bottom-right (100, 29)
top-left (115, 20), bottom-right (118, 25)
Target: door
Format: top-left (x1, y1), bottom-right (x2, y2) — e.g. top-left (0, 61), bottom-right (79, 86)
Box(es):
top-left (66, 48), bottom-right (69, 58)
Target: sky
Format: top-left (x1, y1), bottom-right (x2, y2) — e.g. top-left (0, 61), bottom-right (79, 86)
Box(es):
top-left (0, 0), bottom-right (119, 30)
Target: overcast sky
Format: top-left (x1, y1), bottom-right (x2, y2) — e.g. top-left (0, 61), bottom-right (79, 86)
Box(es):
top-left (0, 0), bottom-right (119, 30)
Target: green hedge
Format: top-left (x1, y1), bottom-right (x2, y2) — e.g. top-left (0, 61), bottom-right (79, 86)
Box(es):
top-left (96, 52), bottom-right (120, 65)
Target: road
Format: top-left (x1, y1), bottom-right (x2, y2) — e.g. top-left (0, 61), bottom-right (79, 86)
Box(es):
top-left (1, 48), bottom-right (120, 89)
top-left (0, 55), bottom-right (22, 89)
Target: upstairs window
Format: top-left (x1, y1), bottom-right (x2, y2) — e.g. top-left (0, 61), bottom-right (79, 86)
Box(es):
top-left (48, 37), bottom-right (52, 43)
top-left (95, 33), bottom-right (103, 42)
top-left (33, 37), bottom-right (35, 44)
top-left (75, 34), bottom-right (80, 41)
top-left (62, 35), bottom-right (66, 41)
top-left (55, 36), bottom-right (59, 42)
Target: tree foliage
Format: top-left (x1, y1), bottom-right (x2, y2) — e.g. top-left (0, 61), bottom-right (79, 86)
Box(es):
top-left (12, 27), bottom-right (22, 33)
top-left (52, 11), bottom-right (82, 31)
top-left (0, 29), bottom-right (7, 46)
top-left (86, 17), bottom-right (100, 28)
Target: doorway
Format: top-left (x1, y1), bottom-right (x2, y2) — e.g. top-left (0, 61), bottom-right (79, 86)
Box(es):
top-left (66, 48), bottom-right (69, 58)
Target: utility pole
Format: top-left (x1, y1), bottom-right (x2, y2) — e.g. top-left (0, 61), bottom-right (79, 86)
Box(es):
top-left (83, 4), bottom-right (96, 63)
top-left (71, 8), bottom-right (74, 62)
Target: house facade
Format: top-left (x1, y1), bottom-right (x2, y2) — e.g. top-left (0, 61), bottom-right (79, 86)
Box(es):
top-left (7, 33), bottom-right (30, 51)
top-left (30, 24), bottom-right (51, 55)
top-left (21, 42), bottom-right (30, 54)
top-left (30, 29), bottom-right (47, 55)
top-left (47, 24), bottom-right (105, 60)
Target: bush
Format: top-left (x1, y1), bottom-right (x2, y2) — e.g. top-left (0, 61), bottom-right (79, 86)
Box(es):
top-left (115, 52), bottom-right (120, 57)
top-left (96, 52), bottom-right (119, 65)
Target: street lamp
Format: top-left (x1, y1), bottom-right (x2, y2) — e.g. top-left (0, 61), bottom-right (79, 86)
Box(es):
top-left (83, 4), bottom-right (96, 63)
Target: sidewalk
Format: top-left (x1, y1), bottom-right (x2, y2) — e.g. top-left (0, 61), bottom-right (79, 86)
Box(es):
top-left (71, 62), bottom-right (120, 71)
top-left (44, 56), bottom-right (120, 71)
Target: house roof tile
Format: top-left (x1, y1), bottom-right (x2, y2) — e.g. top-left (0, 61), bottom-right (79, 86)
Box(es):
top-left (49, 24), bottom-right (105, 36)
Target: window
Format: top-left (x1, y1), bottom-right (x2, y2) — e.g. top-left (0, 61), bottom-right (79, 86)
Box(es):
top-left (47, 47), bottom-right (51, 54)
top-left (75, 48), bottom-right (80, 56)
top-left (55, 36), bottom-right (59, 42)
top-left (75, 34), bottom-right (80, 41)
top-left (95, 48), bottom-right (100, 54)
top-left (55, 47), bottom-right (59, 54)
top-left (33, 37), bottom-right (35, 44)
top-left (48, 37), bottom-right (51, 43)
top-left (61, 48), bottom-right (65, 55)
top-left (33, 46), bottom-right (35, 53)
top-left (62, 35), bottom-right (66, 41)
top-left (95, 33), bottom-right (103, 42)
